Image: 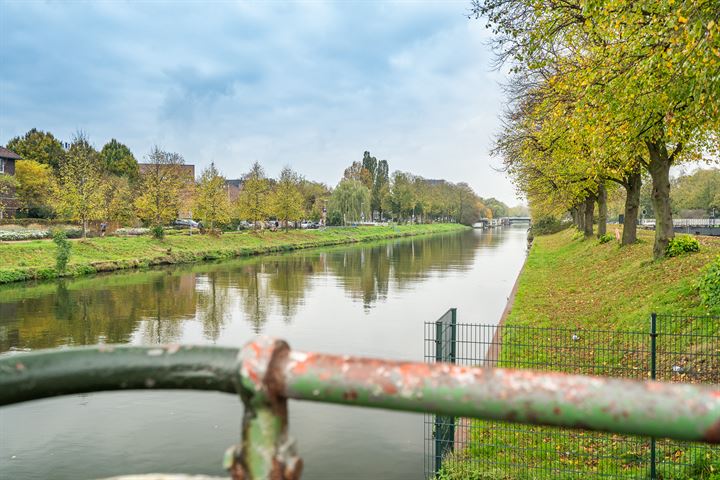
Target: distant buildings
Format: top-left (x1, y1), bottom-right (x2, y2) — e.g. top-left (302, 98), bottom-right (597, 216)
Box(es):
top-left (0, 146), bottom-right (21, 218)
top-left (225, 179), bottom-right (243, 203)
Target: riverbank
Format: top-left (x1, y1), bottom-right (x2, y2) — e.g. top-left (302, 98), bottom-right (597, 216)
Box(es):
top-left (0, 224), bottom-right (469, 284)
top-left (440, 228), bottom-right (720, 480)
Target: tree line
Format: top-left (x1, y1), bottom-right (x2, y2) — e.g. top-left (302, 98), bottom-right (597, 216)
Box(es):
top-left (1, 128), bottom-right (524, 235)
top-left (472, 0), bottom-right (719, 258)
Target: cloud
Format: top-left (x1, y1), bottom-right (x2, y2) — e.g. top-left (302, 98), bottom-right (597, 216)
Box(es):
top-left (0, 0), bottom-right (520, 204)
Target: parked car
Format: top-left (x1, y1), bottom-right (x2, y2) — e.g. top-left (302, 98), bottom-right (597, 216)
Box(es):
top-left (172, 219), bottom-right (201, 229)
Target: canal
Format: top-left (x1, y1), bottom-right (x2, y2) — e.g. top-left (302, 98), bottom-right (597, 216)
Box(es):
top-left (0, 226), bottom-right (528, 479)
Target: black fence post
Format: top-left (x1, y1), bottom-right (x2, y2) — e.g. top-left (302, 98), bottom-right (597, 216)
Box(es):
top-left (650, 313), bottom-right (657, 479)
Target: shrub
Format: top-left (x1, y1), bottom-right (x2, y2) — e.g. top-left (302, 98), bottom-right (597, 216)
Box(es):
top-left (665, 235), bottom-right (700, 257)
top-left (52, 230), bottom-right (72, 273)
top-left (699, 256), bottom-right (720, 309)
top-left (151, 225), bottom-right (165, 240)
top-left (598, 233), bottom-right (614, 244)
top-left (571, 230), bottom-right (585, 241)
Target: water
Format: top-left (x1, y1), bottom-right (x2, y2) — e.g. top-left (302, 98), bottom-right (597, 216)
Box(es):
top-left (0, 227), bottom-right (528, 479)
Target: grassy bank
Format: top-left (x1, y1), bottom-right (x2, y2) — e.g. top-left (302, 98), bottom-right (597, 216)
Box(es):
top-left (0, 223), bottom-right (469, 284)
top-left (439, 228), bottom-right (720, 480)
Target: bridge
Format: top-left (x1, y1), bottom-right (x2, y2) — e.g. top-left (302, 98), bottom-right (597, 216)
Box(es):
top-left (473, 216), bottom-right (531, 229)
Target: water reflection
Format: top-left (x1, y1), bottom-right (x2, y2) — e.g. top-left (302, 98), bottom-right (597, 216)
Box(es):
top-left (0, 230), bottom-right (504, 352)
top-left (1, 227), bottom-right (528, 480)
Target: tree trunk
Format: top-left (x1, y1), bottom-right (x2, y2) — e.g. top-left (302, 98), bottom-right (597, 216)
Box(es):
top-left (576, 203), bottom-right (585, 232)
top-left (597, 183), bottom-right (607, 237)
top-left (646, 140), bottom-right (675, 259)
top-left (82, 218), bottom-right (87, 239)
top-left (583, 195), bottom-right (595, 238)
top-left (622, 172), bottom-right (641, 245)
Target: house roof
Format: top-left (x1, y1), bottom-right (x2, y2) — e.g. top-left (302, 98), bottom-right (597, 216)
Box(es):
top-left (0, 147), bottom-right (21, 160)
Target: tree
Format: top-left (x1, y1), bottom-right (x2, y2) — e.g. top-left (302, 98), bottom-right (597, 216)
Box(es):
top-left (14, 160), bottom-right (53, 217)
top-left (101, 176), bottom-right (136, 226)
top-left (100, 139), bottom-right (140, 182)
top-left (194, 162), bottom-right (231, 231)
top-left (0, 174), bottom-right (18, 219)
top-left (271, 167), bottom-right (304, 229)
top-left (328, 179), bottom-right (370, 225)
top-left (7, 128), bottom-right (66, 170)
top-left (52, 133), bottom-right (106, 237)
top-left (135, 147), bottom-right (188, 228)
top-left (473, 0), bottom-right (720, 257)
top-left (373, 159), bottom-right (390, 220)
top-left (343, 161), bottom-right (373, 189)
top-left (672, 169), bottom-right (720, 217)
top-left (298, 180), bottom-right (330, 222)
top-left (388, 172), bottom-right (416, 221)
top-left (236, 162), bottom-right (270, 229)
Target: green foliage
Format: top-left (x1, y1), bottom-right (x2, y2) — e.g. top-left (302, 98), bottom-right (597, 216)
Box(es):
top-left (571, 230), bottom-right (585, 241)
top-left (135, 147), bottom-right (188, 227)
top-left (672, 168), bottom-right (720, 217)
top-left (236, 161), bottom-right (270, 228)
top-left (151, 225), bottom-right (165, 240)
top-left (699, 256), bottom-right (720, 309)
top-left (530, 216), bottom-right (568, 236)
top-left (666, 235), bottom-right (700, 258)
top-left (327, 210), bottom-right (343, 226)
top-left (52, 229), bottom-right (71, 273)
top-left (6, 128), bottom-right (66, 170)
top-left (598, 234), bottom-right (614, 244)
top-left (270, 167), bottom-right (304, 228)
top-left (328, 179), bottom-right (371, 224)
top-left (194, 162), bottom-right (231, 230)
top-left (100, 139), bottom-right (139, 182)
top-left (52, 132), bottom-right (106, 237)
top-left (14, 160), bottom-right (53, 216)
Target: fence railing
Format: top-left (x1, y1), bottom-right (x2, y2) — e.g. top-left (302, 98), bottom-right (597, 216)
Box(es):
top-left (641, 218), bottom-right (720, 227)
top-left (425, 313), bottom-right (720, 479)
top-left (1, 336), bottom-right (720, 480)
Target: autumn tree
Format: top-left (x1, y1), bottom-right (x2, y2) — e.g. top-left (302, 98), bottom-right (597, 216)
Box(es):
top-left (101, 176), bottom-right (136, 226)
top-left (236, 162), bottom-right (270, 229)
top-left (194, 162), bottom-right (231, 231)
top-left (7, 128), bottom-right (66, 170)
top-left (474, 0), bottom-right (720, 257)
top-left (135, 147), bottom-right (188, 228)
top-left (271, 167), bottom-right (304, 229)
top-left (52, 133), bottom-right (106, 237)
top-left (14, 159), bottom-right (53, 217)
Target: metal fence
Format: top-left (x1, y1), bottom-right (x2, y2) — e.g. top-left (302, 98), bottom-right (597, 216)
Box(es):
top-left (424, 314), bottom-right (720, 479)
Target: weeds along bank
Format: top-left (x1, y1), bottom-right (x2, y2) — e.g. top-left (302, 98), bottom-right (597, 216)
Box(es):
top-left (0, 224), bottom-right (468, 284)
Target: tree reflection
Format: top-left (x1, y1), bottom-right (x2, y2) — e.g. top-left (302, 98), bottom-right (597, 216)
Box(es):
top-left (0, 230), bottom-right (492, 350)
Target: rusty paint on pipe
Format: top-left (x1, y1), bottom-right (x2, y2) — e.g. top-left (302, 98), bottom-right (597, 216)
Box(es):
top-left (279, 349), bottom-right (720, 444)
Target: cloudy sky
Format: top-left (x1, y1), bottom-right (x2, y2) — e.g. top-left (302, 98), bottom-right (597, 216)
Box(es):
top-left (0, 0), bottom-right (520, 204)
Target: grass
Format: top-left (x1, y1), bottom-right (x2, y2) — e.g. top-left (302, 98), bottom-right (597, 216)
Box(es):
top-left (437, 228), bottom-right (720, 480)
top-left (0, 223), bottom-right (469, 284)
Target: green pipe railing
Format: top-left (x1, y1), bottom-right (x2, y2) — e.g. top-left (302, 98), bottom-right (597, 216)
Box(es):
top-left (2, 337), bottom-right (720, 480)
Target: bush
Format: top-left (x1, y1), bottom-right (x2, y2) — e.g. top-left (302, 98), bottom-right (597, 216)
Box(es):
top-left (598, 233), bottom-right (614, 244)
top-left (699, 256), bottom-right (720, 308)
top-left (571, 230), bottom-right (585, 241)
top-left (665, 235), bottom-right (700, 257)
top-left (52, 229), bottom-right (71, 273)
top-left (531, 216), bottom-right (570, 236)
top-left (151, 225), bottom-right (165, 240)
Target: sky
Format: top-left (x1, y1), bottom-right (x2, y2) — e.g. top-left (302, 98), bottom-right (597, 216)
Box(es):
top-left (0, 0), bottom-right (521, 205)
